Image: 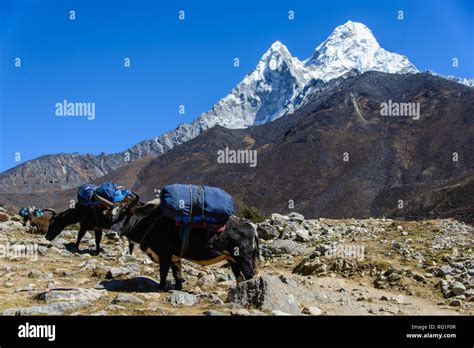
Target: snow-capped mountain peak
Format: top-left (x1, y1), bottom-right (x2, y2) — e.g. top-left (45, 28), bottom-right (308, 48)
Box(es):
top-left (253, 40), bottom-right (295, 77)
top-left (305, 20), bottom-right (417, 80)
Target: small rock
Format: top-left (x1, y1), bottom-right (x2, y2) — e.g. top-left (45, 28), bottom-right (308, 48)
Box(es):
top-left (271, 310), bottom-right (292, 316)
top-left (295, 229), bottom-right (310, 243)
top-left (112, 293), bottom-right (144, 305)
top-left (438, 265), bottom-right (453, 277)
top-left (450, 282), bottom-right (466, 296)
top-left (388, 273), bottom-right (401, 282)
top-left (230, 308), bottom-right (252, 316)
top-left (197, 274), bottom-right (216, 289)
top-left (203, 310), bottom-right (226, 316)
top-left (449, 299), bottom-right (462, 307)
top-left (0, 212), bottom-right (9, 222)
top-left (107, 304), bottom-right (126, 311)
top-left (198, 293), bottom-right (224, 305)
top-left (16, 285), bottom-right (35, 292)
top-left (28, 270), bottom-right (42, 278)
top-left (413, 273), bottom-right (426, 282)
top-left (167, 291), bottom-right (198, 306)
top-left (302, 306), bottom-right (321, 316)
top-left (106, 267), bottom-right (130, 279)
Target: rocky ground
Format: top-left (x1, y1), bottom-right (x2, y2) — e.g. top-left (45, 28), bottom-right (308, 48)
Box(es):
top-left (0, 208), bottom-right (472, 316)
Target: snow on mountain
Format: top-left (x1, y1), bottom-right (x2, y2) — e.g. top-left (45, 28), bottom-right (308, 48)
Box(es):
top-left (305, 21), bottom-right (417, 80)
top-left (129, 21), bottom-right (420, 156)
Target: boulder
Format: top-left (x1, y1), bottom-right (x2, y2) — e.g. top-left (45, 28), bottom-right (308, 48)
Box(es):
top-left (227, 275), bottom-right (301, 314)
top-left (266, 240), bottom-right (307, 256)
top-left (270, 214), bottom-right (289, 227)
top-left (3, 301), bottom-right (91, 315)
top-left (288, 212), bottom-right (305, 222)
top-left (257, 222), bottom-right (280, 240)
top-left (37, 288), bottom-right (106, 303)
top-left (0, 220), bottom-right (25, 231)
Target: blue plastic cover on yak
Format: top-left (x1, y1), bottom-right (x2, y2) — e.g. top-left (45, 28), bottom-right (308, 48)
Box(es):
top-left (77, 184), bottom-right (99, 206)
top-left (160, 184), bottom-right (233, 224)
top-left (95, 182), bottom-right (119, 203)
top-left (78, 182), bottom-right (130, 206)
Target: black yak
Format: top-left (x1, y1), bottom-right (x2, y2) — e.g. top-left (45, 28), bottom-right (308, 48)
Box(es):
top-left (45, 192), bottom-right (139, 254)
top-left (114, 201), bottom-right (260, 290)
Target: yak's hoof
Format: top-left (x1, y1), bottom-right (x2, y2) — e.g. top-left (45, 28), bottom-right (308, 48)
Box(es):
top-left (159, 283), bottom-right (171, 292)
top-left (174, 282), bottom-right (183, 291)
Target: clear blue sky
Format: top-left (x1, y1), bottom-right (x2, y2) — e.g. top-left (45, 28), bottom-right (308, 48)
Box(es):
top-left (0, 0), bottom-right (473, 171)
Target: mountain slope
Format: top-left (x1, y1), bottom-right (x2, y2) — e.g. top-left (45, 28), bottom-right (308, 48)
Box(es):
top-left (24, 71), bottom-right (470, 222)
top-left (139, 72), bottom-right (474, 220)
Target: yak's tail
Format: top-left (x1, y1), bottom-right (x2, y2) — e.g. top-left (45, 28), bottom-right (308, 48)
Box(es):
top-left (252, 233), bottom-right (261, 275)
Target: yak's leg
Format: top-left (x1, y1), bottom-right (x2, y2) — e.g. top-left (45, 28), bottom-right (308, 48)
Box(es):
top-left (74, 224), bottom-right (88, 252)
top-left (239, 258), bottom-right (255, 281)
top-left (128, 243), bottom-right (135, 255)
top-left (158, 253), bottom-right (172, 291)
top-left (171, 260), bottom-right (184, 290)
top-left (94, 230), bottom-right (103, 254)
top-left (230, 263), bottom-right (244, 284)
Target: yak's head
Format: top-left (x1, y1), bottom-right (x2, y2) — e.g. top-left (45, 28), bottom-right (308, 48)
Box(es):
top-left (111, 199), bottom-right (161, 244)
top-left (45, 208), bottom-right (76, 241)
top-left (45, 192), bottom-right (141, 241)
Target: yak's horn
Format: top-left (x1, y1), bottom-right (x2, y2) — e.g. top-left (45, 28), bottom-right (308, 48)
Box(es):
top-left (93, 191), bottom-right (114, 208)
top-left (43, 208), bottom-right (57, 217)
top-left (131, 191), bottom-right (140, 206)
